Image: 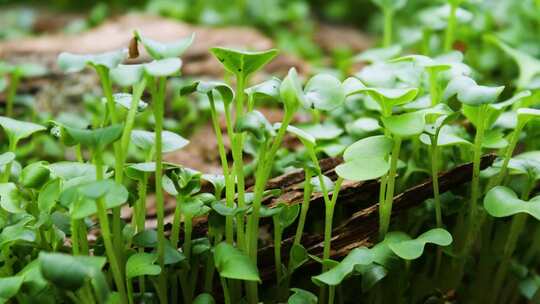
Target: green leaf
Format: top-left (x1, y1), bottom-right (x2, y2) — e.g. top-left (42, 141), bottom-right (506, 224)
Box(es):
top-left (312, 247), bottom-right (374, 286)
top-left (0, 222), bottom-right (36, 247)
top-left (346, 117), bottom-right (381, 136)
top-left (245, 77), bottom-right (281, 102)
top-left (299, 122), bottom-right (343, 140)
top-left (382, 104), bottom-right (452, 138)
top-left (0, 276), bottom-right (23, 302)
top-left (105, 93), bottom-right (147, 112)
top-left (0, 183), bottom-right (26, 213)
top-left (61, 180), bottom-right (129, 219)
top-left (39, 252), bottom-right (106, 291)
top-left (214, 242), bottom-right (260, 281)
top-left (38, 178), bottom-right (61, 213)
top-left (210, 47), bottom-right (278, 78)
top-left (110, 64), bottom-right (145, 87)
top-left (420, 125), bottom-right (471, 147)
top-left (355, 45), bottom-right (402, 63)
top-left (443, 76), bottom-right (504, 106)
top-left (193, 293), bottom-right (216, 304)
top-left (347, 83), bottom-right (419, 111)
top-left (180, 197), bottom-right (211, 218)
top-left (180, 80), bottom-right (235, 105)
top-left (289, 244), bottom-right (308, 273)
top-left (64, 124), bottom-right (123, 150)
top-left (335, 135), bottom-right (393, 182)
top-left (275, 203), bottom-right (300, 229)
top-left (484, 186), bottom-right (540, 219)
top-left (0, 116), bottom-right (45, 145)
top-left (126, 252), bottom-right (161, 279)
top-left (0, 152), bottom-right (14, 167)
top-left (57, 49), bottom-right (126, 73)
top-left (462, 91), bottom-right (531, 128)
top-left (388, 228), bottom-right (453, 260)
top-left (235, 111), bottom-right (275, 141)
top-left (135, 31), bottom-right (194, 60)
top-left (288, 288), bottom-right (317, 304)
top-left (302, 74), bottom-right (345, 111)
top-left (278, 124), bottom-right (316, 147)
top-left (133, 229), bottom-right (158, 248)
top-left (144, 58), bottom-right (182, 77)
top-left (131, 129), bottom-right (189, 153)
top-left (517, 108), bottom-right (540, 125)
top-left (280, 68), bottom-right (303, 112)
top-left (20, 161), bottom-right (50, 189)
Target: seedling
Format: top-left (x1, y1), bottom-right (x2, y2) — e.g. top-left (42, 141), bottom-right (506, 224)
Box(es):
top-left (0, 62), bottom-right (47, 117)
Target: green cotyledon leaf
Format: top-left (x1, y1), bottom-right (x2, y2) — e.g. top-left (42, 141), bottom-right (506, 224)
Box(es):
top-left (388, 228), bottom-right (453, 260)
top-left (484, 186), bottom-right (540, 219)
top-left (58, 49), bottom-right (126, 73)
top-left (134, 31), bottom-right (194, 60)
top-left (443, 76), bottom-right (504, 106)
top-left (180, 80), bottom-right (234, 105)
top-left (210, 47), bottom-right (278, 79)
top-left (0, 116), bottom-right (45, 145)
top-left (335, 135), bottom-right (393, 182)
top-left (126, 252), bottom-right (161, 279)
top-left (214, 242), bottom-right (260, 281)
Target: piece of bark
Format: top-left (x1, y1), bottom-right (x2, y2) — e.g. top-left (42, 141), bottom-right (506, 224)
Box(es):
top-left (257, 154), bottom-right (496, 280)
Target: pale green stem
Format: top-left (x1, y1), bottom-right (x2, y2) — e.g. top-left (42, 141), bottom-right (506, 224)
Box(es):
top-left (379, 136), bottom-right (402, 238)
top-left (5, 72), bottom-right (20, 117)
top-left (293, 169), bottom-right (313, 245)
top-left (151, 76), bottom-right (168, 303)
top-left (444, 3), bottom-right (458, 52)
top-left (94, 151), bottom-right (128, 304)
top-left (383, 9), bottom-right (394, 47)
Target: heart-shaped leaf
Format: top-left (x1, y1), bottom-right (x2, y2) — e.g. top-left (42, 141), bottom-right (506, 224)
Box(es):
top-left (335, 135), bottom-right (393, 182)
top-left (39, 252), bottom-right (106, 290)
top-left (63, 124), bottom-right (123, 151)
top-left (355, 45), bottom-right (402, 63)
top-left (381, 104), bottom-right (452, 137)
top-left (388, 228), bottom-right (453, 260)
top-left (13, 63), bottom-right (48, 78)
top-left (110, 64), bottom-right (145, 87)
top-left (143, 58), bottom-right (182, 77)
top-left (210, 47), bottom-right (278, 79)
top-left (299, 122), bottom-right (343, 140)
top-left (288, 288), bottom-right (317, 304)
top-left (517, 108), bottom-right (540, 125)
top-left (214, 242), bottom-right (260, 281)
top-left (131, 129), bottom-right (189, 153)
top-left (38, 178), bottom-right (61, 213)
top-left (60, 179), bottom-right (129, 219)
top-left (346, 81), bottom-right (419, 112)
top-left (0, 116), bottom-right (45, 145)
top-left (20, 161), bottom-right (50, 189)
top-left (420, 125), bottom-right (471, 146)
top-left (0, 183), bottom-right (25, 213)
top-left (57, 49), bottom-right (126, 73)
top-left (484, 186), bottom-right (540, 219)
top-left (134, 31), bottom-right (194, 60)
top-left (126, 252), bottom-right (161, 279)
top-left (462, 90), bottom-right (531, 128)
top-left (105, 93), bottom-right (147, 112)
top-left (180, 80), bottom-right (235, 105)
top-left (312, 247), bottom-right (374, 286)
top-left (0, 221), bottom-right (36, 247)
top-left (245, 77), bottom-right (281, 102)
top-left (193, 293), bottom-right (216, 304)
top-left (443, 76), bottom-right (504, 106)
top-left (0, 276), bottom-right (23, 302)
top-left (180, 197), bottom-right (211, 218)
top-left (302, 74), bottom-right (345, 111)
top-left (235, 110), bottom-right (275, 141)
